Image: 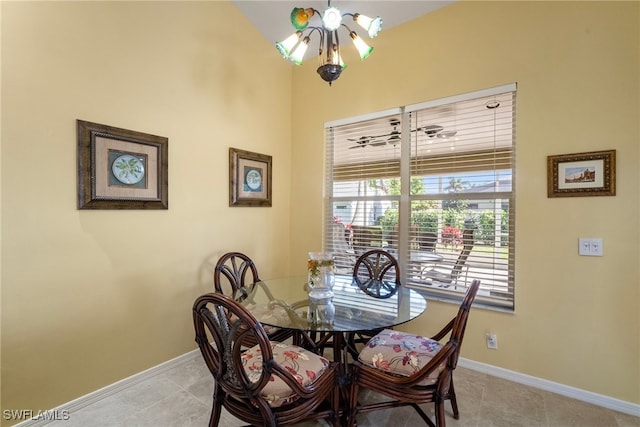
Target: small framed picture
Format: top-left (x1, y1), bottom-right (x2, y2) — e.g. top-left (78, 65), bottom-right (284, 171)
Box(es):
top-left (547, 150), bottom-right (616, 197)
top-left (229, 148), bottom-right (272, 207)
top-left (77, 120), bottom-right (168, 209)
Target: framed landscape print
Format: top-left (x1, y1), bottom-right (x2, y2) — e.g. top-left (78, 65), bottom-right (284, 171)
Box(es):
top-left (77, 120), bottom-right (168, 209)
top-left (547, 150), bottom-right (616, 197)
top-left (229, 147), bottom-right (272, 207)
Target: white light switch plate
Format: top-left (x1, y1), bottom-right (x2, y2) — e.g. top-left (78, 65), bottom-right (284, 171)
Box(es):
top-left (579, 238), bottom-right (603, 256)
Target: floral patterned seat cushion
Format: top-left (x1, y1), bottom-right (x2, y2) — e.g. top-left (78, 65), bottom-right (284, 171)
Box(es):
top-left (242, 342), bottom-right (331, 408)
top-left (358, 329), bottom-right (445, 385)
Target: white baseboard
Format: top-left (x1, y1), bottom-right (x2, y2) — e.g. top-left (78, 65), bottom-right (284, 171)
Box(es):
top-left (12, 350), bottom-right (638, 426)
top-left (12, 350), bottom-right (201, 427)
top-left (459, 358), bottom-right (640, 417)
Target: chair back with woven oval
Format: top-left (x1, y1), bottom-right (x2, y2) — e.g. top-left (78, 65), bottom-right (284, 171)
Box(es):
top-left (213, 252), bottom-right (260, 302)
top-left (352, 249), bottom-right (400, 298)
top-left (346, 250), bottom-right (401, 358)
top-left (193, 292), bottom-right (339, 427)
top-left (214, 252), bottom-right (294, 344)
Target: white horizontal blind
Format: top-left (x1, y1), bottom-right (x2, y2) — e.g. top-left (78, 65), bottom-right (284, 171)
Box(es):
top-left (405, 86), bottom-right (515, 309)
top-left (325, 109), bottom-right (402, 273)
top-left (324, 85), bottom-right (516, 309)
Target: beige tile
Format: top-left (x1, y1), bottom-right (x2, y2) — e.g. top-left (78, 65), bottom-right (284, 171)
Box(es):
top-left (46, 376), bottom-right (183, 427)
top-left (544, 393), bottom-right (624, 427)
top-left (451, 367), bottom-right (488, 415)
top-left (185, 377), bottom-right (215, 407)
top-left (162, 356), bottom-right (211, 390)
top-left (613, 410), bottom-right (640, 427)
top-left (121, 390), bottom-right (210, 427)
top-left (475, 404), bottom-right (548, 427)
top-left (47, 353), bottom-right (640, 427)
top-left (351, 407), bottom-right (415, 427)
top-left (480, 375), bottom-right (548, 424)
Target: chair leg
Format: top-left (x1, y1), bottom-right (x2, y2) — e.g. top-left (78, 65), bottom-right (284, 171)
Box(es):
top-left (346, 367), bottom-right (359, 427)
top-left (434, 400), bottom-right (446, 427)
top-left (411, 403), bottom-right (437, 427)
top-left (209, 386), bottom-right (223, 427)
top-left (332, 378), bottom-right (341, 427)
top-left (448, 379), bottom-right (459, 419)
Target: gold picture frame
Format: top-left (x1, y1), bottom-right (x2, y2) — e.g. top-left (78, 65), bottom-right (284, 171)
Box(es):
top-left (547, 150), bottom-right (616, 197)
top-left (77, 120), bottom-right (168, 209)
top-left (229, 147), bottom-right (272, 207)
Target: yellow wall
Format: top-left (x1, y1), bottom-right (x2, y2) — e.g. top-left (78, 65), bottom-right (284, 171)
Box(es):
top-left (290, 1), bottom-right (639, 405)
top-left (1, 0), bottom-right (638, 422)
top-left (1, 1), bottom-right (292, 420)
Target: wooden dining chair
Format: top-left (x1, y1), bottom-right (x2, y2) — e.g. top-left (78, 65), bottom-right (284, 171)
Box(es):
top-left (213, 252), bottom-right (292, 343)
top-left (213, 251), bottom-right (260, 301)
top-left (346, 249), bottom-right (401, 357)
top-left (423, 229), bottom-right (474, 289)
top-left (193, 293), bottom-right (339, 427)
top-left (352, 249), bottom-right (401, 298)
top-left (347, 279), bottom-right (481, 427)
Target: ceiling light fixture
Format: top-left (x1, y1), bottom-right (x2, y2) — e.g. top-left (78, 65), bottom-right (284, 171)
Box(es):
top-left (275, 1), bottom-right (382, 86)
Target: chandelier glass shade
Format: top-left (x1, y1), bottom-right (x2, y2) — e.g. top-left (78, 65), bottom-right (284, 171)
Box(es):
top-left (275, 2), bottom-right (382, 85)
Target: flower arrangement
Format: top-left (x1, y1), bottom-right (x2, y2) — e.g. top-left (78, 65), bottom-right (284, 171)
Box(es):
top-left (307, 252), bottom-right (334, 289)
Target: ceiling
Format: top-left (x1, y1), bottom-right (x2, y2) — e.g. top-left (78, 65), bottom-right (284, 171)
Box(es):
top-left (232, 1), bottom-right (455, 45)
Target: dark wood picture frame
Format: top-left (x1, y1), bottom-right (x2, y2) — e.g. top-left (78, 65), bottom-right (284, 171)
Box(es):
top-left (229, 147), bottom-right (272, 207)
top-left (77, 120), bottom-right (168, 209)
top-left (547, 150), bottom-right (616, 198)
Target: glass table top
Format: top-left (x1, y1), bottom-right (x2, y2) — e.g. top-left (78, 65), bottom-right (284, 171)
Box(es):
top-left (240, 275), bottom-right (427, 333)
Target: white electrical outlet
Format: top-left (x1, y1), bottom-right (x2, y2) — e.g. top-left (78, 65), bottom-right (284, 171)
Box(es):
top-left (579, 238), bottom-right (603, 256)
top-left (486, 333), bottom-right (498, 350)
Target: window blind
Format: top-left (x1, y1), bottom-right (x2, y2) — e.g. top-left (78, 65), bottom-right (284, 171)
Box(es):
top-left (324, 84), bottom-right (516, 310)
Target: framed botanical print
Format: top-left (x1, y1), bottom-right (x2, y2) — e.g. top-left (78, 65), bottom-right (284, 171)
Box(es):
top-left (77, 120), bottom-right (168, 209)
top-left (229, 147), bottom-right (272, 207)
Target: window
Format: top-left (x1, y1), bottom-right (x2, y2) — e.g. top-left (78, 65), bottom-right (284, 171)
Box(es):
top-left (323, 84), bottom-right (516, 310)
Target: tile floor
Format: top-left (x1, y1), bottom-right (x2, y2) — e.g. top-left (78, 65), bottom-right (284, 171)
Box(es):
top-left (46, 354), bottom-right (639, 427)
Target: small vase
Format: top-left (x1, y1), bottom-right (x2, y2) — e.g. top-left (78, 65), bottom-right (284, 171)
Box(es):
top-left (307, 251), bottom-right (335, 299)
top-left (307, 296), bottom-right (335, 327)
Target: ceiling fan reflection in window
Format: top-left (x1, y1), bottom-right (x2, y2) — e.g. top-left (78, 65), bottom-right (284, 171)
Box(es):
top-left (347, 120), bottom-right (457, 149)
top-left (420, 124), bottom-right (458, 139)
top-left (347, 119), bottom-right (401, 149)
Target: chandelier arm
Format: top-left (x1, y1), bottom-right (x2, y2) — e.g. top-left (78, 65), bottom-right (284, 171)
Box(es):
top-left (299, 26), bottom-right (325, 57)
top-left (311, 26), bottom-right (325, 57)
top-left (340, 23), bottom-right (354, 33)
top-left (305, 26), bottom-right (324, 44)
top-left (306, 26), bottom-right (324, 36)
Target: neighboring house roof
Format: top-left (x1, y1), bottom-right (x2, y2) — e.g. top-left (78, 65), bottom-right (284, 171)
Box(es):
top-left (462, 178), bottom-right (512, 193)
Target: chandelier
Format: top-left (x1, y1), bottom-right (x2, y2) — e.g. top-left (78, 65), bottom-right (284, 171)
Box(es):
top-left (275, 1), bottom-right (382, 86)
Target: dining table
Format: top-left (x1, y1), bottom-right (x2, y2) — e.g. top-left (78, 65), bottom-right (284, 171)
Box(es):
top-left (239, 274), bottom-right (426, 365)
top-left (410, 251), bottom-right (444, 264)
top-left (409, 250), bottom-right (445, 281)
top-left (239, 274), bottom-right (426, 422)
